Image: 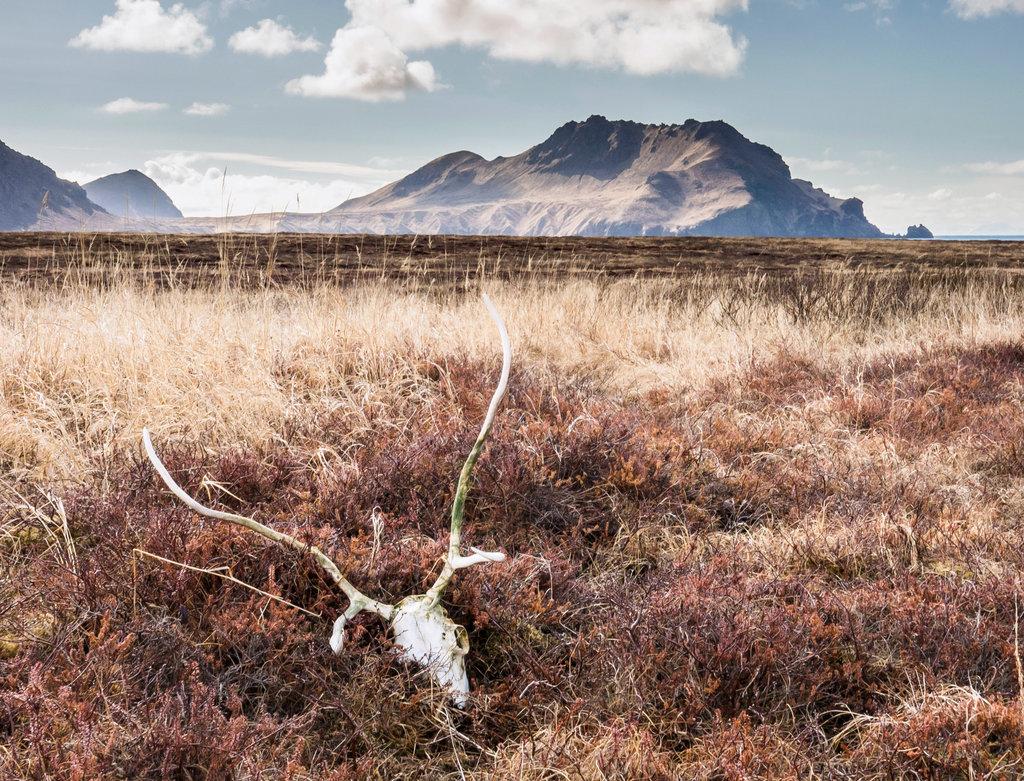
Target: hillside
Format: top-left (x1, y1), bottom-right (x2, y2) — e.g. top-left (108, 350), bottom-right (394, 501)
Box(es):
top-left (0, 140), bottom-right (107, 230)
top-left (84, 169), bottom-right (183, 220)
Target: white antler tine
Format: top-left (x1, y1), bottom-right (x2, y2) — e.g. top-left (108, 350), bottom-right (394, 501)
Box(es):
top-left (450, 547), bottom-right (507, 570)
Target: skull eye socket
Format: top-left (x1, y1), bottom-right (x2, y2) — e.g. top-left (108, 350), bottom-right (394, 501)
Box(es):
top-left (454, 625), bottom-right (469, 656)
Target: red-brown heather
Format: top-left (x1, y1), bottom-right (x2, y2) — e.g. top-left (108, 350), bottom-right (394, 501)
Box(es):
top-left (2, 234), bottom-right (1024, 779)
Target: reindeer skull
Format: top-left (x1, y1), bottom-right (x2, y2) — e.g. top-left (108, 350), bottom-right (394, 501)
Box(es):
top-left (390, 597), bottom-right (471, 706)
top-left (142, 294), bottom-right (512, 706)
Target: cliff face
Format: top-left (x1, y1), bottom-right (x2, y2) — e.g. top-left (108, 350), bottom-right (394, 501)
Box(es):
top-left (906, 224), bottom-right (934, 239)
top-left (325, 116), bottom-right (885, 238)
top-left (84, 170), bottom-right (183, 220)
top-left (0, 140), bottom-right (106, 231)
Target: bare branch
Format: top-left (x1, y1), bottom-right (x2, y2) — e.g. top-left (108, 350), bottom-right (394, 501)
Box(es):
top-left (142, 429), bottom-right (393, 621)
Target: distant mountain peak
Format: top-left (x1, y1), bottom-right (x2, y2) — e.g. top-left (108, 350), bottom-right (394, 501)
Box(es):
top-left (528, 116), bottom-right (649, 179)
top-left (84, 170), bottom-right (183, 220)
top-left (328, 116), bottom-right (885, 238)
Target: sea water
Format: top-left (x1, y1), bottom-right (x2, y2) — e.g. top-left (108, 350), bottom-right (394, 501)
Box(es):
top-left (934, 236), bottom-right (1024, 241)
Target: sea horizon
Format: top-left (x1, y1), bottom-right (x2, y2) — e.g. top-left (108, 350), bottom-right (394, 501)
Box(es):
top-left (934, 235), bottom-right (1024, 241)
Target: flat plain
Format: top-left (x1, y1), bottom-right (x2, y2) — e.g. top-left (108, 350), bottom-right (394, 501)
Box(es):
top-left (3, 233), bottom-right (1024, 779)
top-left (3, 232), bottom-right (1024, 286)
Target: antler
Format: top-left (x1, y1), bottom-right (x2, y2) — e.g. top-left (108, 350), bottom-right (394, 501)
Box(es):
top-left (424, 293), bottom-right (511, 607)
top-left (141, 429), bottom-right (394, 623)
top-left (141, 294), bottom-right (512, 705)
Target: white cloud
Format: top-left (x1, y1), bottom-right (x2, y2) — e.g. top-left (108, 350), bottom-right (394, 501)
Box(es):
top-left (949, 0), bottom-right (1024, 18)
top-left (853, 185), bottom-right (1024, 235)
top-left (70, 0), bottom-right (213, 55)
top-left (140, 152), bottom-right (403, 216)
top-left (290, 0), bottom-right (748, 101)
top-left (184, 102), bottom-right (231, 116)
top-left (219, 0), bottom-right (259, 15)
top-left (844, 0), bottom-right (894, 24)
top-left (965, 159), bottom-right (1024, 175)
top-left (229, 19), bottom-right (321, 57)
top-left (100, 97), bottom-right (169, 114)
top-left (181, 151), bottom-right (407, 178)
top-left (286, 26), bottom-right (439, 101)
top-left (816, 158), bottom-right (1024, 234)
top-left (787, 156), bottom-right (862, 175)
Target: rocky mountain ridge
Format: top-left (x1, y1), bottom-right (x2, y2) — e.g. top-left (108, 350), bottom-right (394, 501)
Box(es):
top-left (324, 115), bottom-right (885, 238)
top-left (2, 118), bottom-right (892, 237)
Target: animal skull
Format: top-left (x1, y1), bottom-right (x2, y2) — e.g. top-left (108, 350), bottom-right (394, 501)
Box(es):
top-left (142, 294), bottom-right (512, 706)
top-left (390, 596), bottom-right (471, 706)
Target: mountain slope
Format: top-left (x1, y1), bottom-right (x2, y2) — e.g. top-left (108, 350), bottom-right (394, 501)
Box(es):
top-left (327, 116), bottom-right (884, 238)
top-left (0, 140), bottom-right (107, 231)
top-left (84, 170), bottom-right (183, 220)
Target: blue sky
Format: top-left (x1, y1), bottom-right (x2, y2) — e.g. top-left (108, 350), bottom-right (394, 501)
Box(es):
top-left (2, 0), bottom-right (1022, 233)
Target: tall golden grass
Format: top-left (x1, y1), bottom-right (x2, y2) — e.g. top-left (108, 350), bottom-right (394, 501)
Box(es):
top-left (2, 265), bottom-right (1022, 481)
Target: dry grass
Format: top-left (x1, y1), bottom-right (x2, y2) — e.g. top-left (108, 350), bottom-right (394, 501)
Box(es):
top-left (4, 268), bottom-right (1022, 478)
top-left (3, 252), bottom-right (1024, 778)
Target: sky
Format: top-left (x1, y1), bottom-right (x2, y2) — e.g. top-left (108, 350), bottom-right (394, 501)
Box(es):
top-left (2, 0), bottom-right (1023, 234)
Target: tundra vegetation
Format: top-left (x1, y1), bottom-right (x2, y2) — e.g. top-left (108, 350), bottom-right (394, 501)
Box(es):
top-left (2, 237), bottom-right (1024, 779)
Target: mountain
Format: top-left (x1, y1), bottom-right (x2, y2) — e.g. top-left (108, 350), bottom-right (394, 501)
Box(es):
top-left (326, 115), bottom-right (884, 238)
top-left (84, 170), bottom-right (183, 220)
top-left (0, 139), bottom-right (107, 231)
top-left (3, 119), bottom-right (891, 237)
